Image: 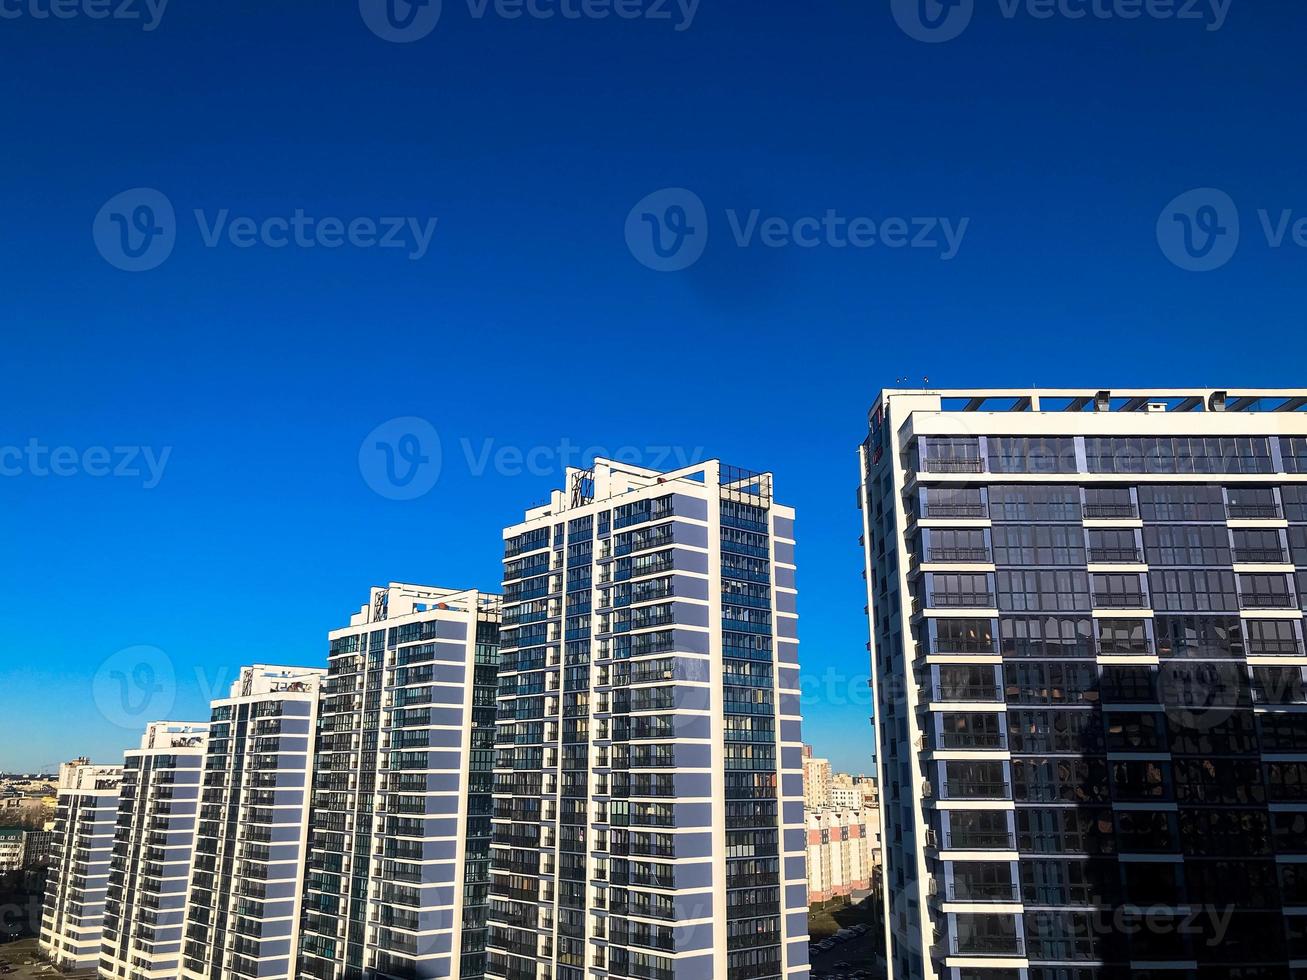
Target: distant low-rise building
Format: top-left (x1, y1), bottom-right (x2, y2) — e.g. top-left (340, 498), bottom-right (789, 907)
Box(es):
top-left (0, 828), bottom-right (24, 871)
top-left (20, 829), bottom-right (54, 869)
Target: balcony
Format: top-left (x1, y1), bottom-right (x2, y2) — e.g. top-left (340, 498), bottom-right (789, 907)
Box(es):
top-left (947, 881), bottom-right (1020, 903)
top-left (929, 686), bottom-right (1001, 703)
top-left (1235, 548), bottom-right (1288, 564)
top-left (1083, 503), bottom-right (1136, 519)
top-left (1092, 592), bottom-right (1148, 609)
top-left (922, 458), bottom-right (984, 474)
top-left (1241, 593), bottom-right (1297, 609)
top-left (948, 933), bottom-right (1024, 957)
top-left (929, 592), bottom-right (996, 609)
top-left (938, 732), bottom-right (1004, 750)
top-left (927, 548), bottom-right (991, 564)
top-left (945, 831), bottom-right (1014, 849)
top-left (1228, 503), bottom-right (1281, 519)
top-left (924, 503), bottom-right (987, 520)
top-left (1088, 548), bottom-right (1141, 563)
top-left (941, 781), bottom-right (1010, 800)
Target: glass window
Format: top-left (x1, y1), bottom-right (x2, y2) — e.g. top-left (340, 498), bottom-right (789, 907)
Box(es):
top-left (1238, 573), bottom-right (1296, 608)
top-left (1097, 618), bottom-right (1152, 655)
top-left (991, 525), bottom-right (1085, 566)
top-left (996, 569), bottom-right (1090, 613)
top-left (1083, 486), bottom-right (1135, 519)
top-left (1245, 618), bottom-right (1303, 656)
top-left (1087, 437), bottom-right (1273, 474)
top-left (1004, 662), bottom-right (1099, 706)
top-left (1104, 711), bottom-right (1166, 751)
top-left (1142, 524), bottom-right (1231, 566)
top-left (1226, 486), bottom-right (1281, 519)
top-left (998, 615), bottom-right (1093, 658)
top-left (931, 618), bottom-right (997, 654)
top-left (1008, 708), bottom-right (1100, 753)
top-left (919, 436), bottom-right (983, 473)
top-left (1232, 527), bottom-right (1287, 563)
top-left (987, 437), bottom-right (1078, 475)
top-left (1090, 573), bottom-right (1148, 608)
top-left (921, 486), bottom-right (986, 519)
top-left (1148, 569), bottom-right (1238, 612)
top-left (988, 485), bottom-right (1081, 522)
top-left (1283, 438), bottom-right (1307, 474)
top-left (926, 528), bottom-right (989, 562)
top-left (1154, 615), bottom-right (1243, 658)
top-left (1283, 485), bottom-right (1307, 522)
top-left (1086, 527), bottom-right (1140, 563)
top-left (1137, 485), bottom-right (1226, 522)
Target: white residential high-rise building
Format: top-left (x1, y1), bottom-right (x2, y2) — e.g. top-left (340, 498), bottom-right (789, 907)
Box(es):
top-left (101, 721), bottom-right (210, 980)
top-left (860, 387), bottom-right (1307, 980)
top-left (181, 665), bottom-right (325, 980)
top-left (297, 585), bottom-right (501, 980)
top-left (40, 761), bottom-right (124, 970)
top-left (486, 458), bottom-right (809, 980)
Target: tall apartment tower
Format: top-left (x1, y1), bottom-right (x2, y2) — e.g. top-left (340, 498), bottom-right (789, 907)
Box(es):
top-left (297, 584), bottom-right (501, 980)
top-left (486, 459), bottom-right (808, 980)
top-left (40, 761), bottom-right (125, 970)
top-left (858, 388), bottom-right (1307, 980)
top-left (102, 721), bottom-right (210, 980)
top-left (181, 665), bottom-right (326, 980)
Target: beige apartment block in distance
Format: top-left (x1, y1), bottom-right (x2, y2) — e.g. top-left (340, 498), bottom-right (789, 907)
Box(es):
top-left (801, 745), bottom-right (832, 809)
top-left (805, 807), bottom-right (880, 904)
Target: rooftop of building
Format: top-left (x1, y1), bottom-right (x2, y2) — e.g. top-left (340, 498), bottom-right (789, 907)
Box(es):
top-left (873, 387), bottom-right (1307, 418)
top-left (518, 457), bottom-right (776, 525)
top-left (341, 582), bottom-right (502, 630)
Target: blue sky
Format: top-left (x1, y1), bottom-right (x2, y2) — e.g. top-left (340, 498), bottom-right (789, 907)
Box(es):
top-left (1, 0), bottom-right (1305, 774)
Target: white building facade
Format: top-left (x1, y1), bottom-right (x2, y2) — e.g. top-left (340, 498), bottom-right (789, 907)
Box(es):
top-left (101, 721), bottom-right (210, 980)
top-left (40, 761), bottom-right (125, 969)
top-left (487, 458), bottom-right (809, 980)
top-left (860, 388), bottom-right (1307, 980)
top-left (181, 665), bottom-right (325, 980)
top-left (296, 585), bottom-right (501, 980)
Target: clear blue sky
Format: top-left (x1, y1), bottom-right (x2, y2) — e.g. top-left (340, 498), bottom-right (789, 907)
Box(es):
top-left (2, 1), bottom-right (1304, 774)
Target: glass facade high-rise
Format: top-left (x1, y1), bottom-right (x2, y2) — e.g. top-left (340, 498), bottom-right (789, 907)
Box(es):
top-left (297, 584), bottom-right (501, 980)
top-left (859, 388), bottom-right (1307, 980)
top-left (487, 458), bottom-right (808, 980)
